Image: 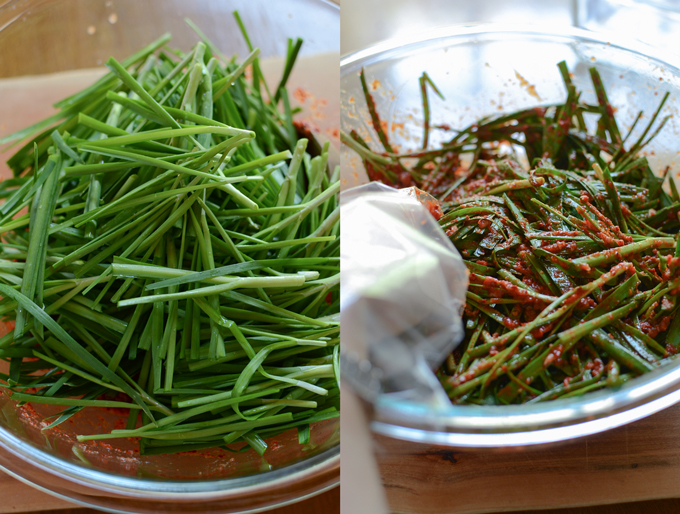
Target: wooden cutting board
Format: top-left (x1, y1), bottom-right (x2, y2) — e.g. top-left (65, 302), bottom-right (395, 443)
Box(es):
top-left (0, 470), bottom-right (338, 513)
top-left (375, 402), bottom-right (680, 513)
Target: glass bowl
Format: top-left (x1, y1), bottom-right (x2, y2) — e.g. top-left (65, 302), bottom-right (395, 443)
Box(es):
top-left (341, 24), bottom-right (680, 449)
top-left (0, 0), bottom-right (339, 512)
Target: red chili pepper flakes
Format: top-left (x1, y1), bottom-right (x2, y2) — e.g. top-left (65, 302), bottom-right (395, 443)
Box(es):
top-left (640, 315), bottom-right (673, 338)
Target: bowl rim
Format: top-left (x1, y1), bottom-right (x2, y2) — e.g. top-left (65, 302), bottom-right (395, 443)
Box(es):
top-left (341, 22), bottom-right (680, 449)
top-left (340, 22), bottom-right (680, 70)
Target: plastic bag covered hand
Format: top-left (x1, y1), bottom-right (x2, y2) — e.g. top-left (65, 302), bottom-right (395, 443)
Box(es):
top-left (341, 182), bottom-right (468, 407)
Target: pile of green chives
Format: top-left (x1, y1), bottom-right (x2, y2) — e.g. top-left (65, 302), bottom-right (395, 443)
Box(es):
top-left (0, 16), bottom-right (339, 456)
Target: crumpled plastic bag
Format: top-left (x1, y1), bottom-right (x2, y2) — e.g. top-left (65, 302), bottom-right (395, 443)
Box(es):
top-left (340, 182), bottom-right (469, 408)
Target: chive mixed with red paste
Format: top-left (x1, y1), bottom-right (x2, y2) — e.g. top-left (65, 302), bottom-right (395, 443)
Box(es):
top-left (343, 61), bottom-right (680, 405)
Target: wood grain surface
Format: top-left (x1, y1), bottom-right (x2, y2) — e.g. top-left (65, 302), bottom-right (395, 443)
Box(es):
top-left (0, 473), bottom-right (339, 513)
top-left (375, 402), bottom-right (680, 514)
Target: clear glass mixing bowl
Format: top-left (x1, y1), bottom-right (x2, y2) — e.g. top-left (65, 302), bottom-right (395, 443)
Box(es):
top-left (341, 24), bottom-right (680, 449)
top-left (0, 1), bottom-right (339, 512)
